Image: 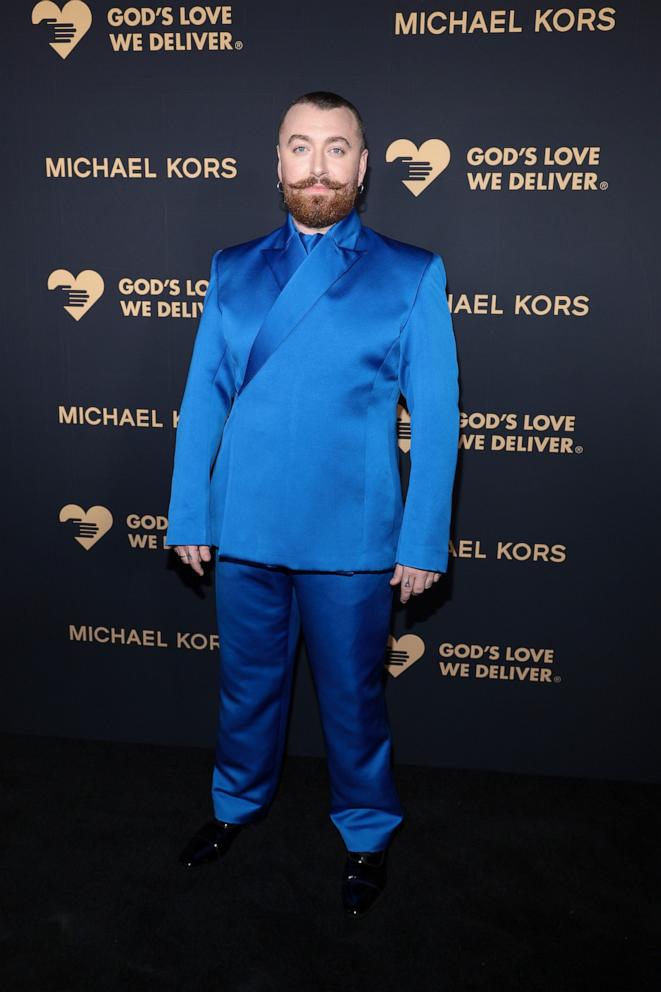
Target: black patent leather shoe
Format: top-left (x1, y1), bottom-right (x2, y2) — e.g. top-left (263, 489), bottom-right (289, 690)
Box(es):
top-left (178, 818), bottom-right (246, 868)
top-left (341, 849), bottom-right (387, 917)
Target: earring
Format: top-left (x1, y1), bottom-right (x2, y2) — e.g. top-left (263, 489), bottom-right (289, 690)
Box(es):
top-left (357, 183), bottom-right (364, 193)
top-left (276, 180), bottom-right (283, 192)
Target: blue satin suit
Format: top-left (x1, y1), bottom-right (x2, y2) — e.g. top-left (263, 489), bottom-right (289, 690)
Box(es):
top-left (165, 207), bottom-right (460, 851)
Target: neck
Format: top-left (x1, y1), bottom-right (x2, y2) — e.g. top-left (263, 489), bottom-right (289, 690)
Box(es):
top-left (290, 216), bottom-right (332, 235)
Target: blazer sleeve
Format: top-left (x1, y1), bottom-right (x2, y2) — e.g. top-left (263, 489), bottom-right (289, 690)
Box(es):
top-left (395, 252), bottom-right (460, 573)
top-left (165, 249), bottom-right (235, 547)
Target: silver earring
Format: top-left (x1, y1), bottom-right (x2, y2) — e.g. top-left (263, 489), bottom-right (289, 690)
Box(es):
top-left (276, 180), bottom-right (283, 192)
top-left (357, 183), bottom-right (364, 193)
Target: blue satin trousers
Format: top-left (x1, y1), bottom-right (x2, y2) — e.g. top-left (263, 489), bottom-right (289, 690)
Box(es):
top-left (211, 556), bottom-right (406, 851)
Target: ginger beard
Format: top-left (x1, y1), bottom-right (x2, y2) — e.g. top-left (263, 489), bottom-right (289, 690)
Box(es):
top-left (282, 174), bottom-right (360, 229)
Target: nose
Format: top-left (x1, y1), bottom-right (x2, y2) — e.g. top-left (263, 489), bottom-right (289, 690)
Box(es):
top-left (310, 147), bottom-right (327, 178)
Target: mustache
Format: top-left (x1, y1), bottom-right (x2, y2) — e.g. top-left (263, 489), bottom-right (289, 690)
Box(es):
top-left (288, 177), bottom-right (348, 190)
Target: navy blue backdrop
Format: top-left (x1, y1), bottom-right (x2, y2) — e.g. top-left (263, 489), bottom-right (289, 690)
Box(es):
top-left (2, 1), bottom-right (659, 782)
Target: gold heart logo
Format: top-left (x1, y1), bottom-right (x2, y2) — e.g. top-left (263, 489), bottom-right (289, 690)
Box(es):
top-left (48, 269), bottom-right (104, 321)
top-left (32, 1), bottom-right (92, 59)
top-left (385, 138), bottom-right (451, 197)
top-left (386, 634), bottom-right (426, 678)
top-left (59, 504), bottom-right (113, 549)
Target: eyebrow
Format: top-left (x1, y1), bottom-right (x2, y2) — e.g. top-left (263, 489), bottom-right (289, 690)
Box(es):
top-left (286, 134), bottom-right (352, 148)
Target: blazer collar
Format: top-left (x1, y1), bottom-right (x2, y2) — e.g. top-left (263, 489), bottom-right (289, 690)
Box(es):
top-left (239, 207), bottom-right (367, 395)
top-left (263, 206), bottom-right (365, 293)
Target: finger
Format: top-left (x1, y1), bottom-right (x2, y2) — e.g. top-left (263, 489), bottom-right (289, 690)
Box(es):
top-left (176, 545), bottom-right (202, 576)
top-left (400, 570), bottom-right (414, 603)
top-left (413, 573), bottom-right (427, 595)
top-left (199, 545), bottom-right (212, 562)
top-left (188, 546), bottom-right (205, 577)
top-left (389, 563), bottom-right (403, 585)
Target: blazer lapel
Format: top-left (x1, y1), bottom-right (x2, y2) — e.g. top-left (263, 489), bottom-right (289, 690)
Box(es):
top-left (238, 207), bottom-right (367, 396)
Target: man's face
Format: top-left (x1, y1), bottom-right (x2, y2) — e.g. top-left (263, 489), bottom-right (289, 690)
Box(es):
top-left (276, 103), bottom-right (368, 231)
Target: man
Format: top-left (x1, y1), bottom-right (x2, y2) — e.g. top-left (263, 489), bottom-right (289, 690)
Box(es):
top-left (165, 91), bottom-right (460, 918)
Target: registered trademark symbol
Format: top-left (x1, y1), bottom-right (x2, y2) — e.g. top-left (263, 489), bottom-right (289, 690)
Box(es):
top-left (575, 445), bottom-right (583, 454)
top-left (554, 675), bottom-right (562, 683)
top-left (600, 180), bottom-right (608, 190)
top-left (234, 39), bottom-right (243, 49)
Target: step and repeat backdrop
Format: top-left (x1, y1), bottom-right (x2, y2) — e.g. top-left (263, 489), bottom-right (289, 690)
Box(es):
top-left (2, 2), bottom-right (659, 782)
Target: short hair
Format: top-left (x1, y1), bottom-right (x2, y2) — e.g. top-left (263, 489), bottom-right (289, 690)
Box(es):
top-left (277, 91), bottom-right (367, 152)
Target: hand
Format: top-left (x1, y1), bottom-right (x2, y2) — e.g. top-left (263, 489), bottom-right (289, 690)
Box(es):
top-left (174, 545), bottom-right (212, 577)
top-left (390, 563), bottom-right (441, 604)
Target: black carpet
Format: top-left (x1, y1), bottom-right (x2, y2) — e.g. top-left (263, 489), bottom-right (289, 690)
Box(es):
top-left (1, 733), bottom-right (659, 991)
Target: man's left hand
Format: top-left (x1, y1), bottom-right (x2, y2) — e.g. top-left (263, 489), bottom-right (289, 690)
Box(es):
top-left (390, 563), bottom-right (441, 604)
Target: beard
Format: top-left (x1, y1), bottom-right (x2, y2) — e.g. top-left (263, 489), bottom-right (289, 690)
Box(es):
top-left (282, 174), bottom-right (359, 229)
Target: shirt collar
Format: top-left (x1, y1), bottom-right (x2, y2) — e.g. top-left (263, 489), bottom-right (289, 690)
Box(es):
top-left (286, 211), bottom-right (336, 246)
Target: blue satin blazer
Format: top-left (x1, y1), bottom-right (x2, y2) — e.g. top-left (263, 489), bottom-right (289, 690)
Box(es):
top-left (165, 206), bottom-right (460, 572)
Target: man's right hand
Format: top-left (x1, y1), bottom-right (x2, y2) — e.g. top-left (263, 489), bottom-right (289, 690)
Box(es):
top-left (174, 545), bottom-right (213, 577)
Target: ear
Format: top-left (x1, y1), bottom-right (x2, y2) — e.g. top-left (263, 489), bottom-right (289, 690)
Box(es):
top-left (358, 148), bottom-right (368, 184)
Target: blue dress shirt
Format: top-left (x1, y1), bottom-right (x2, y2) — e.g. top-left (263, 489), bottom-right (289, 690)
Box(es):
top-left (288, 211), bottom-right (325, 254)
top-left (299, 231), bottom-right (322, 253)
